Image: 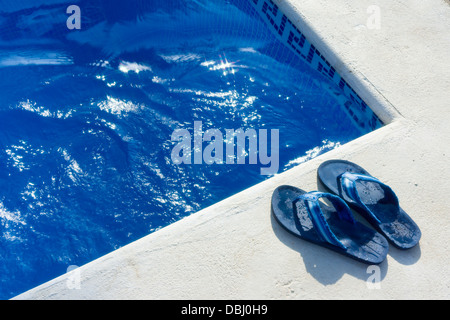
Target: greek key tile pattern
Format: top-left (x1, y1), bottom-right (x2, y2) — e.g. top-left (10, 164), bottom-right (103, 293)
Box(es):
top-left (250, 0), bottom-right (383, 130)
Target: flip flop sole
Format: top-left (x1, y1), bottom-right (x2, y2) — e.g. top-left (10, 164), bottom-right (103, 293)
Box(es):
top-left (271, 185), bottom-right (389, 264)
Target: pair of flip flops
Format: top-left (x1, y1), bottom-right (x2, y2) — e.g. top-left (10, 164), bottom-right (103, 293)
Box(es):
top-left (272, 160), bottom-right (421, 264)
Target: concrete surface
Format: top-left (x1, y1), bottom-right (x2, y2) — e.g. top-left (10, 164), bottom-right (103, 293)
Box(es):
top-left (14, 0), bottom-right (450, 299)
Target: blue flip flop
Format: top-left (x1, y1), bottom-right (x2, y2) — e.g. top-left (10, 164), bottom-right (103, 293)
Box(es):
top-left (317, 160), bottom-right (421, 249)
top-left (271, 185), bottom-right (389, 264)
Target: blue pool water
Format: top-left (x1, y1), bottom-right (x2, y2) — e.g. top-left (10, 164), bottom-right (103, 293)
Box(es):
top-left (0, 0), bottom-right (381, 299)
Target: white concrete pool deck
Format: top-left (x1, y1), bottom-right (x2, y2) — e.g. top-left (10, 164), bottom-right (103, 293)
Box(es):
top-left (15, 0), bottom-right (450, 299)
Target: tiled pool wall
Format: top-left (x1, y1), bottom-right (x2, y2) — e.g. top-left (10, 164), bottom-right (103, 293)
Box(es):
top-left (250, 0), bottom-right (383, 131)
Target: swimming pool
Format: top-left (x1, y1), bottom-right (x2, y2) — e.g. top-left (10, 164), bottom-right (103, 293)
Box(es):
top-left (0, 0), bottom-right (382, 299)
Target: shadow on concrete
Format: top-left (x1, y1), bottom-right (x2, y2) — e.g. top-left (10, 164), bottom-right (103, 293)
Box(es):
top-left (270, 213), bottom-right (389, 286)
top-left (387, 244), bottom-right (421, 265)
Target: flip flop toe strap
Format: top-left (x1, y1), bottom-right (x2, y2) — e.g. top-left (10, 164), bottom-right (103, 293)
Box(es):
top-left (293, 192), bottom-right (355, 250)
top-left (337, 172), bottom-right (399, 224)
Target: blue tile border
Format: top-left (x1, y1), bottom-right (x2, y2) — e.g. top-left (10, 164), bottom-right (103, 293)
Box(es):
top-left (250, 0), bottom-right (383, 131)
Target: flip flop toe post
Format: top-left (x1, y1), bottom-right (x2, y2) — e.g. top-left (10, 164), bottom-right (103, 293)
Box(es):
top-left (271, 186), bottom-right (389, 264)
